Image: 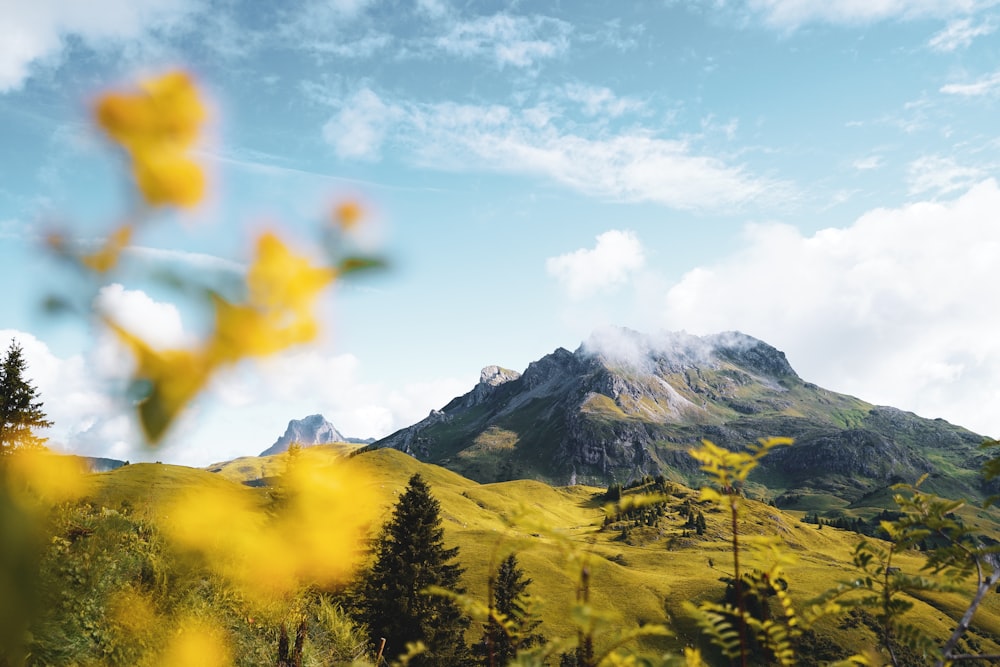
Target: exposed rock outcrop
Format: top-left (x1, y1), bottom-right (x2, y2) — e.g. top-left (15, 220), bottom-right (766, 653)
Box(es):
top-left (259, 414), bottom-right (369, 457)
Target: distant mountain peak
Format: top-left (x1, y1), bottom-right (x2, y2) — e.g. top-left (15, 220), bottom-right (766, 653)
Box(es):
top-left (259, 414), bottom-right (365, 457)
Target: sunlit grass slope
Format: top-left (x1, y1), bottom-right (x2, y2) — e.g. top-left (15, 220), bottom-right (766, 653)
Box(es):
top-left (206, 443), bottom-right (362, 486)
top-left (88, 461), bottom-right (269, 518)
top-left (82, 448), bottom-right (1000, 658)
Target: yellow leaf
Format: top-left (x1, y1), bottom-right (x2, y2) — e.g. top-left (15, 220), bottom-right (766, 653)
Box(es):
top-left (105, 322), bottom-right (212, 442)
top-left (134, 152), bottom-right (205, 208)
top-left (248, 233), bottom-right (335, 311)
top-left (80, 223), bottom-right (133, 272)
top-left (95, 71), bottom-right (207, 208)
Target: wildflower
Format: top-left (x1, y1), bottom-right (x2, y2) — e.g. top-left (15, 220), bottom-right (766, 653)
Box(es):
top-left (95, 71), bottom-right (207, 208)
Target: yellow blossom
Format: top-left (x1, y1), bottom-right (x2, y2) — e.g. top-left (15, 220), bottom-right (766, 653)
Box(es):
top-left (95, 71), bottom-right (207, 208)
top-left (209, 233), bottom-right (335, 362)
top-left (159, 618), bottom-right (232, 667)
top-left (334, 200), bottom-right (363, 229)
top-left (6, 449), bottom-right (89, 507)
top-left (163, 449), bottom-right (379, 606)
top-left (247, 232), bottom-right (335, 312)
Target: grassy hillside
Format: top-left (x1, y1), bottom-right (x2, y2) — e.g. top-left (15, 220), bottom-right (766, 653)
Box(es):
top-left (15, 446), bottom-right (1000, 664)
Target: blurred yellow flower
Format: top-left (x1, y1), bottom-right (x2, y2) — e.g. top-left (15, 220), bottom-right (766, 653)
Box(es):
top-left (210, 233), bottom-right (335, 362)
top-left (108, 588), bottom-right (158, 636)
top-left (95, 71), bottom-right (207, 208)
top-left (248, 233), bottom-right (335, 313)
top-left (134, 151), bottom-right (205, 208)
top-left (6, 449), bottom-right (89, 508)
top-left (163, 449), bottom-right (379, 607)
top-left (160, 618), bottom-right (232, 667)
top-left (334, 200), bottom-right (363, 229)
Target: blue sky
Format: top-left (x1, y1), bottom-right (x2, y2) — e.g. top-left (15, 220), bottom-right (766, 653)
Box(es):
top-left (2, 0), bottom-right (1000, 466)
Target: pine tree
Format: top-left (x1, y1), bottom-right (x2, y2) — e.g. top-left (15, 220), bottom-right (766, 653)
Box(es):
top-left (477, 554), bottom-right (545, 666)
top-left (0, 341), bottom-right (52, 454)
top-left (360, 473), bottom-right (471, 666)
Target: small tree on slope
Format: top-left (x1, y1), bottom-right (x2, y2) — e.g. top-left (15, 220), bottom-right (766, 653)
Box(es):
top-left (360, 472), bottom-right (471, 666)
top-left (0, 341), bottom-right (52, 454)
top-left (477, 553), bottom-right (545, 666)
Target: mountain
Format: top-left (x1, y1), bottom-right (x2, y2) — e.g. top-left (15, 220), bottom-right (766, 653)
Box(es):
top-left (70, 455), bottom-right (128, 473)
top-left (258, 414), bottom-right (373, 457)
top-left (371, 329), bottom-right (990, 506)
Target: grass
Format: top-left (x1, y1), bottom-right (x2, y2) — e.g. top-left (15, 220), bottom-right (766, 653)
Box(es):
top-left (69, 446), bottom-right (1000, 660)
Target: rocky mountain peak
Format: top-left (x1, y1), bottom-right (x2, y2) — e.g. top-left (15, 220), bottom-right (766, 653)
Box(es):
top-left (705, 331), bottom-right (798, 379)
top-left (480, 365), bottom-right (521, 387)
top-left (520, 347), bottom-right (584, 390)
top-left (459, 365), bottom-right (522, 408)
top-left (259, 414), bottom-right (346, 457)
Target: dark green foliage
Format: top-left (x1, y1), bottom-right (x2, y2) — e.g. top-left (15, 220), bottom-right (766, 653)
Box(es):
top-left (793, 629), bottom-right (851, 667)
top-left (983, 438), bottom-right (1000, 507)
top-left (360, 473), bottom-right (472, 666)
top-left (16, 499), bottom-right (369, 667)
top-left (0, 341), bottom-right (52, 454)
top-left (476, 554), bottom-right (544, 666)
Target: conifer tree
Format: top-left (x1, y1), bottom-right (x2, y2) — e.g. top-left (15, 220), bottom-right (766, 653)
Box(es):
top-left (478, 553), bottom-right (544, 666)
top-left (0, 341), bottom-right (52, 454)
top-left (360, 473), bottom-right (471, 666)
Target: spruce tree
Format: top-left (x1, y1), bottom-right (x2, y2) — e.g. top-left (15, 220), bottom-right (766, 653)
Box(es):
top-left (478, 553), bottom-right (544, 666)
top-left (0, 341), bottom-right (52, 454)
top-left (360, 473), bottom-right (471, 666)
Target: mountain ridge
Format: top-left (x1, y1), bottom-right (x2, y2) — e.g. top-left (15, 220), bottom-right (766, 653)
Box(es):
top-left (369, 328), bottom-right (988, 505)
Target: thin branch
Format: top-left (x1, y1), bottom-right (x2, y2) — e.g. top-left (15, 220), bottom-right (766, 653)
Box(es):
top-left (935, 554), bottom-right (1000, 667)
top-left (729, 495), bottom-right (748, 667)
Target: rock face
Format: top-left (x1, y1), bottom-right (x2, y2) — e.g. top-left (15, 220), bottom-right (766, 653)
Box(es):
top-left (259, 415), bottom-right (365, 457)
top-left (464, 365), bottom-right (521, 407)
top-left (371, 328), bottom-right (986, 502)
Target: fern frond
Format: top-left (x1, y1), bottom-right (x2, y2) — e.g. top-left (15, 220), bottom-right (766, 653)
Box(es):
top-left (684, 602), bottom-right (742, 659)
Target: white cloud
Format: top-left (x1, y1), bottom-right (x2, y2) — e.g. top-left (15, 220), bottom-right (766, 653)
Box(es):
top-left (322, 88), bottom-right (400, 160)
top-left (561, 83), bottom-right (645, 118)
top-left (907, 155), bottom-right (986, 196)
top-left (323, 89), bottom-right (787, 210)
top-left (853, 155), bottom-right (884, 170)
top-left (304, 31), bottom-right (393, 58)
top-left (416, 0), bottom-right (450, 19)
top-left (202, 349), bottom-right (470, 459)
top-left (749, 0), bottom-right (990, 29)
top-left (0, 0), bottom-right (200, 92)
top-left (658, 179), bottom-right (1000, 438)
top-left (940, 70), bottom-right (1000, 96)
top-left (93, 283), bottom-right (191, 350)
top-left (126, 246), bottom-right (245, 276)
top-left (433, 13), bottom-right (572, 68)
top-left (928, 17), bottom-right (996, 51)
top-left (547, 230), bottom-right (646, 300)
top-left (0, 321), bottom-right (470, 466)
top-left (325, 0), bottom-right (376, 16)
